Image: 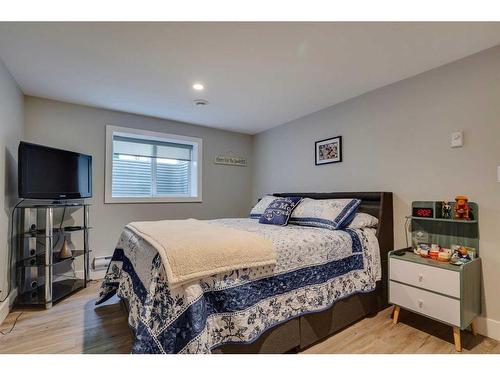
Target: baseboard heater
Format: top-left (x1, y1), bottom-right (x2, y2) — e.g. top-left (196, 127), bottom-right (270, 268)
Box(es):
top-left (93, 256), bottom-right (112, 271)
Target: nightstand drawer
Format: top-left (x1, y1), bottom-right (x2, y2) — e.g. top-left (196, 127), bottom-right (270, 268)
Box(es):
top-left (389, 281), bottom-right (460, 326)
top-left (390, 258), bottom-right (460, 298)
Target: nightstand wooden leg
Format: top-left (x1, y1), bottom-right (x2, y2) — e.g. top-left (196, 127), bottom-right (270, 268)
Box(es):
top-left (470, 320), bottom-right (477, 336)
top-left (392, 306), bottom-right (400, 324)
top-left (453, 327), bottom-right (462, 352)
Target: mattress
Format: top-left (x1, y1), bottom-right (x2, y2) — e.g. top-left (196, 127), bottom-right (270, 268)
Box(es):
top-left (96, 218), bottom-right (381, 353)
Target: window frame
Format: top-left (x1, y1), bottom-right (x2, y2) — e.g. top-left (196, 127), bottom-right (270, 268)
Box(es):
top-left (105, 125), bottom-right (203, 204)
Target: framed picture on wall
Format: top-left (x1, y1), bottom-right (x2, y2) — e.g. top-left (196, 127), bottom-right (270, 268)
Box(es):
top-left (315, 136), bottom-right (342, 165)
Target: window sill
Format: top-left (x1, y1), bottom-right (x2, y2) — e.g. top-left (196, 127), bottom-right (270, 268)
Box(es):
top-left (104, 196), bottom-right (202, 204)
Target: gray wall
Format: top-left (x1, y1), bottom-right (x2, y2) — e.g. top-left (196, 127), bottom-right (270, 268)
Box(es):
top-left (24, 97), bottom-right (254, 271)
top-left (0, 58), bottom-right (23, 301)
top-left (253, 46), bottom-right (500, 326)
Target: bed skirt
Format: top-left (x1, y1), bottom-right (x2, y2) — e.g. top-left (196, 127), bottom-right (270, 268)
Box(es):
top-left (212, 280), bottom-right (384, 353)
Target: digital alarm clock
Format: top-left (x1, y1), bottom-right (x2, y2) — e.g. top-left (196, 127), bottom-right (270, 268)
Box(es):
top-left (412, 207), bottom-right (434, 218)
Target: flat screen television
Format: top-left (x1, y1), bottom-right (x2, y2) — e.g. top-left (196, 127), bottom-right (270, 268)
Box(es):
top-left (18, 142), bottom-right (92, 200)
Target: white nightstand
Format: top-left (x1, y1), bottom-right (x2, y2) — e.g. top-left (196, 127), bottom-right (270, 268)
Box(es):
top-left (389, 249), bottom-right (481, 352)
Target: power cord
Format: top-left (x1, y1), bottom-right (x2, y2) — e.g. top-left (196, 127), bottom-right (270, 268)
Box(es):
top-left (59, 206), bottom-right (66, 233)
top-left (37, 206), bottom-right (68, 249)
top-left (0, 312), bottom-right (23, 336)
top-left (404, 215), bottom-right (411, 248)
top-left (53, 206), bottom-right (67, 250)
top-left (0, 199), bottom-right (25, 303)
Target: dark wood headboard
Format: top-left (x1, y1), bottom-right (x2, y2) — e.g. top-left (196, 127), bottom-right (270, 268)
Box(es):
top-left (273, 191), bottom-right (394, 303)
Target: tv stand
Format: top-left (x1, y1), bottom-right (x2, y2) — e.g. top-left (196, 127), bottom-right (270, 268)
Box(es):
top-left (14, 201), bottom-right (91, 309)
top-left (29, 200), bottom-right (85, 207)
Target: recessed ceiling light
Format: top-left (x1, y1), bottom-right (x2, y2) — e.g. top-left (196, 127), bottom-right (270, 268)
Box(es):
top-left (192, 83), bottom-right (204, 91)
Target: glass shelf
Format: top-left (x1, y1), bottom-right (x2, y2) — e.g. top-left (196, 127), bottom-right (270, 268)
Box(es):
top-left (18, 250), bottom-right (87, 267)
top-left (16, 278), bottom-right (85, 306)
top-left (16, 200), bottom-right (91, 209)
top-left (19, 226), bottom-right (92, 238)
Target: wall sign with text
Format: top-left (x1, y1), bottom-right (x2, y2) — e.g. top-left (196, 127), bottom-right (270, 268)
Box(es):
top-left (214, 155), bottom-right (247, 167)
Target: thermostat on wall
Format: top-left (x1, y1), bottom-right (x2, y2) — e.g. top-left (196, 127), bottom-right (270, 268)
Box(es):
top-left (451, 131), bottom-right (463, 148)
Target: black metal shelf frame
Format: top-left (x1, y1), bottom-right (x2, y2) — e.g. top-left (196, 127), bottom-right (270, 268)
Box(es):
top-left (15, 202), bottom-right (91, 309)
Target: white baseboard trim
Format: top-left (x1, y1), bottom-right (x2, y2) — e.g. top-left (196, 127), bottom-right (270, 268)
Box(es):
top-left (476, 316), bottom-right (500, 341)
top-left (0, 288), bottom-right (18, 326)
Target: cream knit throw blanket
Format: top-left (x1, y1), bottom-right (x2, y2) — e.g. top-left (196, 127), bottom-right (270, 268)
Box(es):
top-left (126, 219), bottom-right (276, 287)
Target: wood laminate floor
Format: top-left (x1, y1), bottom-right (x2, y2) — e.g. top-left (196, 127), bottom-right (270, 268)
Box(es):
top-left (0, 282), bottom-right (498, 354)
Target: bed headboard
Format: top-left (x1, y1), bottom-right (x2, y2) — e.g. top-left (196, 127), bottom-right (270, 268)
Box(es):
top-left (272, 191), bottom-right (394, 260)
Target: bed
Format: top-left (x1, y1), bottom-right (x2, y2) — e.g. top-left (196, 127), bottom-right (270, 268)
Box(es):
top-left (96, 192), bottom-right (393, 354)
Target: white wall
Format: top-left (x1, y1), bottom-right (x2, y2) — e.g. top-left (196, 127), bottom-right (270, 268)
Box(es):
top-left (24, 97), bottom-right (254, 274)
top-left (0, 58), bottom-right (23, 306)
top-left (253, 46), bottom-right (500, 336)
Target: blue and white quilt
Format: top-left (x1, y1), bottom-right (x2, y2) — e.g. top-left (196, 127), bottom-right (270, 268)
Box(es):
top-left (96, 218), bottom-right (381, 354)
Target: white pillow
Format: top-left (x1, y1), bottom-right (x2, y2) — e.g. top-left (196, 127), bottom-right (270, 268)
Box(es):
top-left (346, 212), bottom-right (379, 229)
top-left (289, 198), bottom-right (361, 230)
top-left (250, 195), bottom-right (277, 219)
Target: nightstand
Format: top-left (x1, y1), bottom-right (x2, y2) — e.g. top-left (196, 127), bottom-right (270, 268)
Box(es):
top-left (389, 249), bottom-right (481, 352)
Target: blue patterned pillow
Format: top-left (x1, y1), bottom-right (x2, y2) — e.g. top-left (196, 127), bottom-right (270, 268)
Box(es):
top-left (289, 198), bottom-right (361, 230)
top-left (259, 197), bottom-right (302, 226)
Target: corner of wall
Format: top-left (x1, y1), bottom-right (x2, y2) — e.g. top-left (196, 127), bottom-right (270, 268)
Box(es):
top-left (476, 316), bottom-right (500, 341)
top-left (0, 56), bottom-right (24, 314)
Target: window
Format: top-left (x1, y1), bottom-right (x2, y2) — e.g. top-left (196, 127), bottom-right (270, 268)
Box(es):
top-left (105, 125), bottom-right (202, 203)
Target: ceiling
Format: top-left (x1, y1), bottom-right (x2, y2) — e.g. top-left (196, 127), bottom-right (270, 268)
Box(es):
top-left (1, 22), bottom-right (500, 134)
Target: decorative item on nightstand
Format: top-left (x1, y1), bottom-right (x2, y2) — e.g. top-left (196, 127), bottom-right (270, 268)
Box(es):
top-left (441, 201), bottom-right (453, 219)
top-left (390, 200), bottom-right (481, 352)
top-left (454, 195), bottom-right (472, 220)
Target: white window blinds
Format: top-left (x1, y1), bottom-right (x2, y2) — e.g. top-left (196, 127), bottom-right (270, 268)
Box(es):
top-left (112, 135), bottom-right (193, 198)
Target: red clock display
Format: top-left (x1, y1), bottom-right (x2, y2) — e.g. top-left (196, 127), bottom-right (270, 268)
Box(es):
top-left (413, 207), bottom-right (434, 218)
